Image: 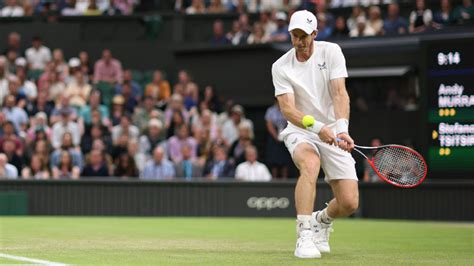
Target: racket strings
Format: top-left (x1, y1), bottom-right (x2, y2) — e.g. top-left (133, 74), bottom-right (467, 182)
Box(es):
top-left (372, 147), bottom-right (426, 187)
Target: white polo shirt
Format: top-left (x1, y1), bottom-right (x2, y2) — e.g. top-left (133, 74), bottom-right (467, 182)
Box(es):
top-left (272, 41), bottom-right (348, 130)
top-left (235, 161), bottom-right (272, 182)
top-left (25, 46), bottom-right (52, 70)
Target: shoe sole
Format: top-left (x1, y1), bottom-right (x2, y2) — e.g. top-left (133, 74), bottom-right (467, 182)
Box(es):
top-left (294, 251), bottom-right (321, 259)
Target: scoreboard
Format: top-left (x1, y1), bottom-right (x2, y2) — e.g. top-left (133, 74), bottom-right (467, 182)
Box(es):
top-left (423, 38), bottom-right (474, 178)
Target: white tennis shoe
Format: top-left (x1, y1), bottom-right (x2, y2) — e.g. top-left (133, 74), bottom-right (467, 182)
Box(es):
top-left (311, 211), bottom-right (334, 253)
top-left (294, 230), bottom-right (321, 259)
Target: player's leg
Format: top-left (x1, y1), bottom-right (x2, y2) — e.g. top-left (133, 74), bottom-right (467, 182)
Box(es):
top-left (291, 142), bottom-right (322, 258)
top-left (310, 141), bottom-right (358, 253)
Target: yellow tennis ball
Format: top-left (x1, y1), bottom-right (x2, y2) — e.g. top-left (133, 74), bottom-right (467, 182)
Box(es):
top-left (302, 115), bottom-right (315, 127)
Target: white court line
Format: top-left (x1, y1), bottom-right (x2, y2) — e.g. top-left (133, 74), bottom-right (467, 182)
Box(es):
top-left (0, 253), bottom-right (66, 265)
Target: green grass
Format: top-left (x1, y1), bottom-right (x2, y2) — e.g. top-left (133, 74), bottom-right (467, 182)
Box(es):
top-left (0, 217), bottom-right (472, 265)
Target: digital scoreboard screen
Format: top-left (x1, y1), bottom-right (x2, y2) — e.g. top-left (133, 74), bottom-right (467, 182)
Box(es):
top-left (423, 38), bottom-right (474, 177)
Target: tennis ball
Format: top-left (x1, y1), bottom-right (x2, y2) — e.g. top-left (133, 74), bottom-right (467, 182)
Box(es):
top-left (302, 115), bottom-right (315, 127)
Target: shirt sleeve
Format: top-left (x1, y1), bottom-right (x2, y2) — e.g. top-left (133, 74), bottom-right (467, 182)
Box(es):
top-left (328, 44), bottom-right (348, 80)
top-left (272, 63), bottom-right (294, 96)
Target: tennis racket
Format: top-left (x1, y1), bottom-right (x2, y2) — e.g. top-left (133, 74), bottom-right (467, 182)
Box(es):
top-left (339, 139), bottom-right (428, 188)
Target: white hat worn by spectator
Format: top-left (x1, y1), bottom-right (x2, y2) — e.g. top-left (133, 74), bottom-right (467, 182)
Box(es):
top-left (288, 10), bottom-right (318, 34)
top-left (15, 57), bottom-right (27, 67)
top-left (68, 57), bottom-right (81, 68)
top-left (275, 11), bottom-right (287, 21)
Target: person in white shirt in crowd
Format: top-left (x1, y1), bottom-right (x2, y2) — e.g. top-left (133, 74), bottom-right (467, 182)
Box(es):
top-left (111, 114), bottom-right (139, 144)
top-left (221, 104), bottom-right (254, 145)
top-left (235, 145), bottom-right (271, 182)
top-left (366, 6), bottom-right (384, 35)
top-left (15, 63), bottom-right (37, 102)
top-left (349, 16), bottom-right (376, 37)
top-left (2, 94), bottom-right (28, 134)
top-left (1, 0), bottom-right (25, 17)
top-left (0, 153), bottom-right (18, 179)
top-left (346, 5), bottom-right (366, 32)
top-left (25, 36), bottom-right (52, 71)
top-left (51, 108), bottom-right (81, 150)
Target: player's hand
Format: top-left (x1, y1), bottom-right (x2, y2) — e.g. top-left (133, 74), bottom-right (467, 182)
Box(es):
top-left (318, 126), bottom-right (337, 145)
top-left (336, 133), bottom-right (355, 152)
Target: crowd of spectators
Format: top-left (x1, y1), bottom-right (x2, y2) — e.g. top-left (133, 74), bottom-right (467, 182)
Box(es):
top-left (209, 0), bottom-right (474, 45)
top-left (0, 0), bottom-right (138, 17)
top-left (0, 32), bottom-right (290, 181)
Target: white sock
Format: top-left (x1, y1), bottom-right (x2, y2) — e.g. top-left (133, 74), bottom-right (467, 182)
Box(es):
top-left (296, 215), bottom-right (312, 235)
top-left (316, 208), bottom-right (334, 224)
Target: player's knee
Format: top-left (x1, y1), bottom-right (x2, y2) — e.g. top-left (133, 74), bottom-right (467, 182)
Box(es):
top-left (340, 196), bottom-right (359, 215)
top-left (298, 159), bottom-right (319, 182)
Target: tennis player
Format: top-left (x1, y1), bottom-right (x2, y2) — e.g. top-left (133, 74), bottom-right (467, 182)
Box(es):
top-left (271, 10), bottom-right (359, 259)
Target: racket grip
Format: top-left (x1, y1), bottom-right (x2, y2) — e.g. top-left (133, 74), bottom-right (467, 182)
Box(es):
top-left (336, 137), bottom-right (342, 142)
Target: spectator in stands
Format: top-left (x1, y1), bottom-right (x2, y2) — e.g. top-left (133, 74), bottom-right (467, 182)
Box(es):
top-left (3, 95), bottom-right (28, 134)
top-left (434, 0), bottom-right (455, 27)
top-left (120, 82), bottom-right (139, 113)
top-left (84, 0), bottom-right (102, 15)
top-left (235, 145), bottom-right (271, 181)
top-left (145, 70), bottom-right (171, 108)
top-left (228, 121), bottom-right (254, 166)
top-left (347, 5), bottom-right (365, 32)
top-left (65, 71), bottom-right (91, 108)
top-left (265, 100), bottom-right (291, 179)
top-left (133, 96), bottom-right (159, 133)
top-left (50, 95), bottom-right (78, 125)
top-left (409, 0), bottom-right (433, 33)
top-left (26, 91), bottom-right (53, 118)
top-left (316, 14), bottom-right (332, 41)
top-left (221, 104), bottom-right (253, 145)
top-left (248, 22), bottom-right (269, 44)
top-left (81, 124), bottom-right (111, 155)
top-left (110, 95), bottom-right (125, 126)
top-left (186, 0), bottom-right (206, 14)
top-left (7, 75), bottom-right (27, 108)
top-left (94, 49), bottom-right (123, 84)
top-left (366, 6), bottom-right (383, 35)
top-left (165, 94), bottom-right (188, 134)
top-left (3, 32), bottom-right (22, 56)
top-left (226, 20), bottom-right (240, 46)
top-left (26, 112), bottom-right (51, 144)
top-left (203, 145), bottom-right (234, 179)
top-left (16, 67), bottom-right (37, 103)
top-left (208, 0), bottom-right (227, 13)
top-left (139, 119), bottom-right (165, 156)
top-left (115, 69), bottom-right (141, 100)
top-left (112, 114), bottom-right (139, 144)
top-left (211, 20), bottom-right (231, 46)
top-left (363, 138), bottom-right (383, 183)
top-left (82, 149), bottom-right (110, 177)
top-left (0, 120), bottom-right (23, 151)
top-left (258, 11), bottom-right (276, 40)
top-left (46, 71), bottom-right (66, 103)
top-left (52, 49), bottom-right (69, 79)
top-left (21, 153), bottom-right (50, 179)
top-left (192, 109), bottom-right (218, 141)
top-left (231, 13), bottom-right (251, 45)
top-left (25, 36), bottom-right (51, 71)
top-left (332, 16), bottom-right (349, 38)
top-left (51, 108), bottom-right (81, 150)
top-left (270, 12), bottom-right (290, 42)
top-left (194, 127), bottom-right (212, 164)
top-left (316, 0), bottom-right (335, 30)
top-left (102, 0), bottom-right (122, 15)
top-left (383, 3), bottom-right (408, 35)
top-left (79, 51), bottom-right (93, 78)
top-left (127, 139), bottom-right (146, 173)
top-left (52, 150), bottom-right (80, 179)
top-left (453, 0), bottom-right (474, 23)
top-left (200, 85), bottom-right (222, 113)
top-left (114, 152), bottom-right (139, 178)
top-left (61, 0), bottom-right (81, 16)
top-left (30, 139), bottom-right (51, 167)
top-left (174, 144), bottom-right (203, 179)
top-left (0, 57), bottom-right (9, 103)
top-left (79, 90), bottom-right (109, 126)
top-left (5, 49), bottom-right (19, 74)
top-left (168, 124), bottom-right (197, 163)
top-left (2, 139), bottom-right (24, 173)
top-left (141, 146), bottom-right (175, 180)
top-left (350, 16), bottom-right (375, 37)
top-left (0, 153), bottom-right (18, 179)
top-left (50, 132), bottom-right (83, 169)
top-left (1, 0), bottom-right (25, 17)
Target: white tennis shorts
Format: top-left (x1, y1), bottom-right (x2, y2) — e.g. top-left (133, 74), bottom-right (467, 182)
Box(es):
top-left (280, 125), bottom-right (358, 183)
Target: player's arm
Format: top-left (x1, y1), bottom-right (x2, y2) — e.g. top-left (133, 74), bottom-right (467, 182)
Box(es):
top-left (277, 93), bottom-right (336, 144)
top-left (330, 77), bottom-right (354, 151)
